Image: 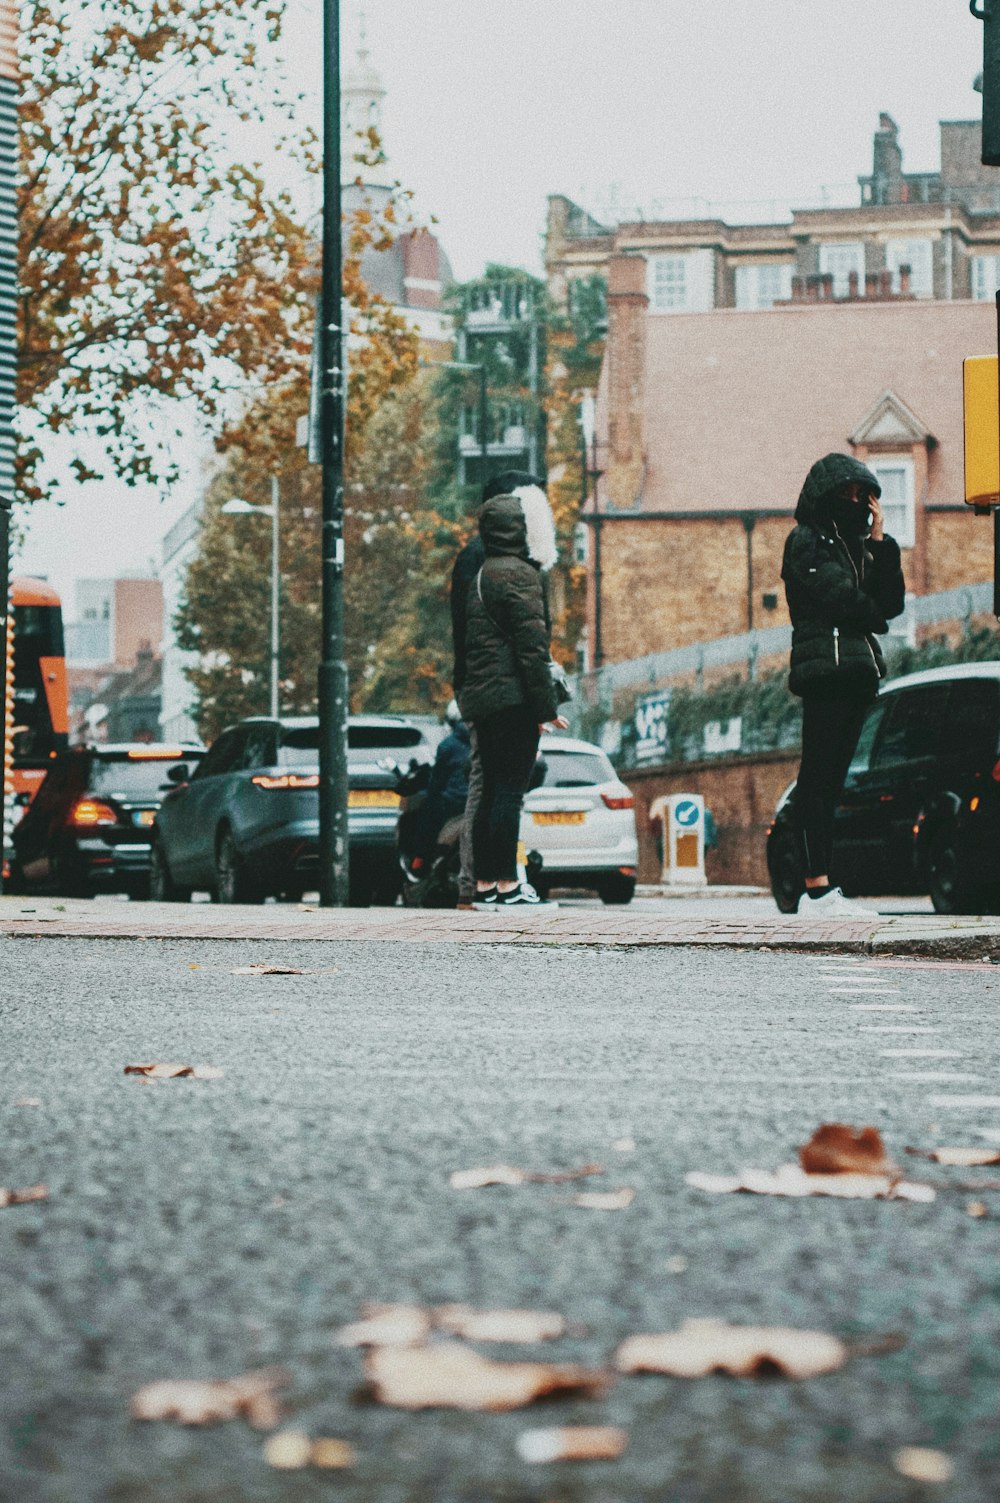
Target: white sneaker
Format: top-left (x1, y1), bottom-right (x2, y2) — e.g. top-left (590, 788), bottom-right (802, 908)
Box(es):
top-left (795, 887), bottom-right (872, 918)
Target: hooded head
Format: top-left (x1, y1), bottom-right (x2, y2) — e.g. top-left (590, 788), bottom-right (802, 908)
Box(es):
top-left (478, 476), bottom-right (558, 571)
top-left (795, 452), bottom-right (881, 538)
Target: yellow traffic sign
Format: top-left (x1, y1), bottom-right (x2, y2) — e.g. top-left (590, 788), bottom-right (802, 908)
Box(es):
top-left (964, 355), bottom-right (999, 508)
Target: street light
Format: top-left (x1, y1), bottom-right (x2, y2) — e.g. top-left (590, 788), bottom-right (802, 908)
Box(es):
top-left (222, 473), bottom-right (280, 718)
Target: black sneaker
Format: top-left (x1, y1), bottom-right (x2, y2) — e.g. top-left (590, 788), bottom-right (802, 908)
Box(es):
top-left (495, 883), bottom-right (549, 907)
top-left (473, 887), bottom-right (498, 909)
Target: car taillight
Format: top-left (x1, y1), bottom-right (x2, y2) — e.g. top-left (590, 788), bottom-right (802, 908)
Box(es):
top-left (70, 799), bottom-right (118, 827)
top-left (251, 773), bottom-right (320, 790)
top-left (992, 759), bottom-right (1000, 782)
top-left (601, 790), bottom-right (634, 810)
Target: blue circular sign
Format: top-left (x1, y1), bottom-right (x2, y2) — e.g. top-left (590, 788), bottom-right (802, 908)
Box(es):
top-left (674, 799), bottom-right (700, 828)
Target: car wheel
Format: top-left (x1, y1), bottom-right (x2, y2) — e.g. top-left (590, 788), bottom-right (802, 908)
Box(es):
top-left (150, 840), bottom-right (191, 903)
top-left (928, 828), bottom-right (979, 915)
top-left (598, 873), bottom-right (636, 905)
top-left (767, 824), bottom-right (803, 915)
top-left (215, 828), bottom-right (263, 905)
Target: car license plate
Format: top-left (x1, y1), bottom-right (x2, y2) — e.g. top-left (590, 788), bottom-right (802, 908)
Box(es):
top-left (348, 789), bottom-right (400, 809)
top-left (532, 811), bottom-right (586, 825)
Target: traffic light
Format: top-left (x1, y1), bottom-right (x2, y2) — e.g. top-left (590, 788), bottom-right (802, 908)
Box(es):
top-left (974, 1), bottom-right (1000, 166)
top-left (964, 355), bottom-right (999, 507)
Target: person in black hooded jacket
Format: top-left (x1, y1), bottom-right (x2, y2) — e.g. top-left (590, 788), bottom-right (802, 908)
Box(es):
top-left (457, 481), bottom-right (568, 906)
top-left (781, 452), bottom-right (905, 917)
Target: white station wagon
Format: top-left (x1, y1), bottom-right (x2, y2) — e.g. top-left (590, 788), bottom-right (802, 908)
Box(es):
top-left (521, 734), bottom-right (639, 904)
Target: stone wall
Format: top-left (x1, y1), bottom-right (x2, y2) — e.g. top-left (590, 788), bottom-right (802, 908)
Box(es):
top-left (624, 750), bottom-right (800, 887)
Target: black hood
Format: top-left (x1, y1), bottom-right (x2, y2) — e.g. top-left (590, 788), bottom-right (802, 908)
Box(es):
top-left (794, 453), bottom-right (881, 527)
top-left (479, 494), bottom-right (529, 559)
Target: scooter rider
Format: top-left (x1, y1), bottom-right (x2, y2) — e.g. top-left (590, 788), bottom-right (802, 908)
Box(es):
top-left (781, 452), bottom-right (905, 917)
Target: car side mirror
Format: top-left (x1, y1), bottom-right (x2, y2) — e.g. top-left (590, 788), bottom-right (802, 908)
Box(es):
top-left (165, 763), bottom-right (189, 785)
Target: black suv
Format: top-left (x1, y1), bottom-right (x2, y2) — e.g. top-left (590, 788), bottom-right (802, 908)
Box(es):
top-left (768, 663), bottom-right (1000, 915)
top-left (10, 743), bottom-right (205, 898)
top-left (150, 714), bottom-right (433, 906)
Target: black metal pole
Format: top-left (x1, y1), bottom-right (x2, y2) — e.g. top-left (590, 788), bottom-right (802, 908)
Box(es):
top-left (742, 514), bottom-right (756, 632)
top-left (318, 0), bottom-right (349, 906)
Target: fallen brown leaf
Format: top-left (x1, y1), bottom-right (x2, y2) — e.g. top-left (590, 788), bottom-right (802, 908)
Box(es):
top-left (572, 1188), bottom-right (635, 1211)
top-left (434, 1305), bottom-right (568, 1343)
top-left (335, 1304), bottom-right (433, 1348)
top-left (263, 1430), bottom-right (312, 1469)
top-left (230, 964), bottom-right (310, 976)
top-left (311, 1437), bottom-right (357, 1469)
top-left (908, 1146), bottom-right (1000, 1167)
top-left (893, 1447), bottom-right (953, 1484)
top-left (686, 1164), bottom-right (934, 1202)
top-left (131, 1366), bottom-right (290, 1427)
top-left (450, 1162), bottom-right (603, 1190)
top-left (966, 1200), bottom-right (988, 1218)
top-left (517, 1426), bottom-right (628, 1464)
top-left (335, 1302), bottom-right (569, 1346)
top-left (615, 1319), bottom-right (848, 1379)
top-left (799, 1123), bottom-right (896, 1176)
top-left (362, 1342), bottom-right (609, 1411)
top-left (0, 1184), bottom-right (49, 1209)
top-left (124, 1063), bottom-right (223, 1080)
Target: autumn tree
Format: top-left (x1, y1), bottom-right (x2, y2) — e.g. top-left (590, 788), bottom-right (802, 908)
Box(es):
top-left (19, 0), bottom-right (314, 502)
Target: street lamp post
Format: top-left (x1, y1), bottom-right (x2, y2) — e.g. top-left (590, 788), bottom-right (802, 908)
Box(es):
top-left (318, 0), bottom-right (350, 907)
top-left (222, 474), bottom-right (280, 719)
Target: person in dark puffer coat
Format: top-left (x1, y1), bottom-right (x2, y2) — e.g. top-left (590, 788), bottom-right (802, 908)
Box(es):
top-left (781, 452), bottom-right (905, 918)
top-left (457, 483), bottom-right (567, 906)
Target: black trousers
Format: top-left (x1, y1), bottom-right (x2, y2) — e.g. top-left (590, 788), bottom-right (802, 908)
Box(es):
top-left (472, 704), bottom-right (540, 882)
top-left (795, 688), bottom-right (873, 880)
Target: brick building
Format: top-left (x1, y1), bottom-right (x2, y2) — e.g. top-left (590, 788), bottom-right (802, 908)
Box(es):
top-left (545, 113), bottom-right (1000, 669)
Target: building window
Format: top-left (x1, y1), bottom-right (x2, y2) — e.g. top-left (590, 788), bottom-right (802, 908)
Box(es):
top-left (869, 457), bottom-right (915, 549)
top-left (971, 254), bottom-right (1000, 301)
top-left (647, 250), bottom-right (714, 314)
top-left (734, 262), bottom-right (793, 310)
top-left (818, 242), bottom-right (865, 298)
top-left (885, 238), bottom-right (933, 297)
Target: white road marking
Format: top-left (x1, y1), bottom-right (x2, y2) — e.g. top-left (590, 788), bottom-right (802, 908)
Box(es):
top-left (928, 1096), bottom-right (1000, 1109)
top-left (850, 1004), bottom-right (920, 1012)
top-left (860, 1025), bottom-right (939, 1034)
top-left (828, 988), bottom-right (902, 995)
top-left (890, 1072), bottom-right (983, 1082)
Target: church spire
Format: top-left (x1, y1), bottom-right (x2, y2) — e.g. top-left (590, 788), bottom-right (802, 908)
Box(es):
top-left (341, 8), bottom-right (390, 187)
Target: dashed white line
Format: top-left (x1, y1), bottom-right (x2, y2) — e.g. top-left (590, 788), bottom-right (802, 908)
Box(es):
top-left (849, 1004), bottom-right (920, 1012)
top-left (928, 1095), bottom-right (1000, 1109)
top-left (860, 1025), bottom-right (938, 1034)
top-left (889, 1072), bottom-right (983, 1082)
top-left (879, 1049), bottom-right (962, 1059)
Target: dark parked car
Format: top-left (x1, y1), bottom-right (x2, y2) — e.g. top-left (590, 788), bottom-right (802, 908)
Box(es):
top-left (150, 714), bottom-right (434, 906)
top-left (10, 743), bottom-right (205, 898)
top-left (767, 663), bottom-right (1000, 915)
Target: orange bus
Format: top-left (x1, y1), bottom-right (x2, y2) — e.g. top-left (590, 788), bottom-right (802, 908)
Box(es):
top-left (6, 576), bottom-right (69, 803)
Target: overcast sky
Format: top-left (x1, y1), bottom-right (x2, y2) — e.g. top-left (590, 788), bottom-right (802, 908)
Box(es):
top-left (19, 0), bottom-right (986, 615)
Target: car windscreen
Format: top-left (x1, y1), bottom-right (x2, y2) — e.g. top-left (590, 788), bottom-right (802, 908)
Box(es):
top-left (279, 724), bottom-right (427, 766)
top-left (89, 754), bottom-right (200, 800)
top-left (540, 750), bottom-right (612, 788)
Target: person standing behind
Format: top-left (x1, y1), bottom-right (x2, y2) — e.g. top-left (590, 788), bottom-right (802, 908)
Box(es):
top-left (457, 479), bottom-right (568, 907)
top-left (782, 452), bottom-right (905, 916)
top-left (451, 470), bottom-right (546, 908)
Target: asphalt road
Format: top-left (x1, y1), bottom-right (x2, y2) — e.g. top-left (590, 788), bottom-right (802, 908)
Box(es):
top-left (2, 938), bottom-right (998, 1503)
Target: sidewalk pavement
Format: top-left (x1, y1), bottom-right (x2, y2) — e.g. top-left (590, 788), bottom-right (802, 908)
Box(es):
top-left (3, 893), bottom-right (1000, 960)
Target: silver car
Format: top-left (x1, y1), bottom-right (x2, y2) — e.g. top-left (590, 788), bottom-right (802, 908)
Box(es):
top-left (521, 734), bottom-right (638, 903)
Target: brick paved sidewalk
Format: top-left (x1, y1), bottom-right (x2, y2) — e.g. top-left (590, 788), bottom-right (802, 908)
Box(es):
top-left (2, 894), bottom-right (999, 958)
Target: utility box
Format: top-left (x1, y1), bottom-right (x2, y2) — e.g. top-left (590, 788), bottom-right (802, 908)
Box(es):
top-left (651, 793), bottom-right (707, 887)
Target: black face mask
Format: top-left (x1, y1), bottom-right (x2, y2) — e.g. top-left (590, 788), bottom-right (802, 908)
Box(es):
top-left (829, 495), bottom-right (872, 537)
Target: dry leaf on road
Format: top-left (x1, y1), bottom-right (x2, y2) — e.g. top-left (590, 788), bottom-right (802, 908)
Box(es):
top-left (362, 1342), bottom-right (609, 1411)
top-left (615, 1320), bottom-right (848, 1379)
top-left (686, 1164), bottom-right (934, 1202)
top-left (434, 1305), bottom-right (568, 1343)
top-left (262, 1430), bottom-right (356, 1469)
top-left (335, 1305), bottom-right (433, 1348)
top-left (908, 1146), bottom-right (1000, 1167)
top-left (0, 1184), bottom-right (48, 1209)
top-left (450, 1163), bottom-right (603, 1190)
top-left (893, 1447), bottom-right (954, 1484)
top-left (517, 1426), bottom-right (628, 1464)
top-left (572, 1189), bottom-right (635, 1211)
top-left (131, 1366), bottom-right (290, 1427)
top-left (124, 1063), bottom-right (224, 1080)
top-left (311, 1438), bottom-right (357, 1469)
top-left (966, 1200), bottom-right (988, 1217)
top-left (799, 1122), bottom-right (897, 1176)
top-left (336, 1303), bottom-right (569, 1346)
top-left (230, 963), bottom-right (313, 976)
